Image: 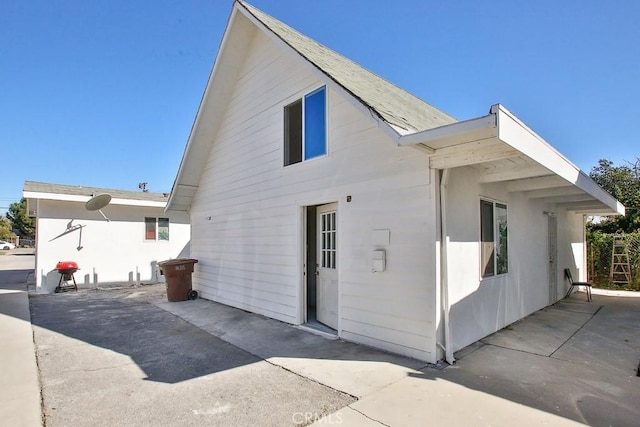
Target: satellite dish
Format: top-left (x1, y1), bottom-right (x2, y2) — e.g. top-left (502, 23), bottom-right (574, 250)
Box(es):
top-left (85, 193), bottom-right (111, 222)
top-left (85, 194), bottom-right (111, 211)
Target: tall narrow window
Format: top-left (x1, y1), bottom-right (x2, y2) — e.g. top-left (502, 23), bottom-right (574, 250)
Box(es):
top-left (480, 200), bottom-right (508, 277)
top-left (284, 87), bottom-right (326, 166)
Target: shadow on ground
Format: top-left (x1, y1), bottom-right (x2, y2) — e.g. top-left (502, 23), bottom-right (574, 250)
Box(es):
top-left (29, 288), bottom-right (261, 384)
top-left (29, 284), bottom-right (425, 388)
top-left (404, 296), bottom-right (640, 427)
top-left (18, 263), bottom-right (640, 426)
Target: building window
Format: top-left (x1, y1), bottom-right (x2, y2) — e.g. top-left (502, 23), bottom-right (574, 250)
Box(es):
top-left (480, 200), bottom-right (508, 277)
top-left (145, 217), bottom-right (169, 241)
top-left (284, 86), bottom-right (326, 166)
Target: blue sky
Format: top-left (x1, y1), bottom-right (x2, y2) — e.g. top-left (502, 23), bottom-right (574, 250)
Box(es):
top-left (2, 0), bottom-right (639, 215)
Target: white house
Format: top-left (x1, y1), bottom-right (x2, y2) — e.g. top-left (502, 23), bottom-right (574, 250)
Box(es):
top-left (166, 1), bottom-right (624, 363)
top-left (24, 181), bottom-right (190, 293)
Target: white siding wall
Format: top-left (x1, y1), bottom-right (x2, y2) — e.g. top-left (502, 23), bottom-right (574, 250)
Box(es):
top-left (445, 167), bottom-right (587, 351)
top-left (556, 208), bottom-right (586, 291)
top-left (35, 200), bottom-right (190, 292)
top-left (190, 29), bottom-right (438, 361)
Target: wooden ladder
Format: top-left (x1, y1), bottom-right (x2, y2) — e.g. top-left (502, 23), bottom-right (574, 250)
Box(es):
top-left (610, 236), bottom-right (631, 285)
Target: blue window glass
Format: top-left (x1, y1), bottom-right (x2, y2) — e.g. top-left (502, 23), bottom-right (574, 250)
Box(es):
top-left (303, 87), bottom-right (326, 160)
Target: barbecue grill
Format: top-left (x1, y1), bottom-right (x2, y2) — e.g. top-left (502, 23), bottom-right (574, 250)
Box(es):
top-left (55, 261), bottom-right (79, 293)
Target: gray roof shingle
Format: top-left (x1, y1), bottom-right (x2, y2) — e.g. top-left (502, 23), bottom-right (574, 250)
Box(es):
top-left (23, 181), bottom-right (169, 203)
top-left (239, 1), bottom-right (457, 133)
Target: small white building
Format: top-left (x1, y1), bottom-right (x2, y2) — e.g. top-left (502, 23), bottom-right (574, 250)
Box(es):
top-left (24, 181), bottom-right (190, 293)
top-left (167, 1), bottom-right (624, 363)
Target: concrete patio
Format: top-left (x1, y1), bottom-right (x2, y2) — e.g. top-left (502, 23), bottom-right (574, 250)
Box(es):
top-left (1, 249), bottom-right (639, 426)
top-left (162, 289), bottom-right (640, 426)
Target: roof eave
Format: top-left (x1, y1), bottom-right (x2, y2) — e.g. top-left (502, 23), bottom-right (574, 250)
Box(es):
top-left (167, 1), bottom-right (409, 212)
top-left (23, 191), bottom-right (167, 208)
top-left (236, 1), bottom-right (406, 143)
top-left (167, 3), bottom-right (243, 211)
top-left (397, 104), bottom-right (625, 216)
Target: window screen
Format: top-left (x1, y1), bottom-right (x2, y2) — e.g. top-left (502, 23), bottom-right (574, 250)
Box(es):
top-left (284, 100), bottom-right (302, 166)
top-left (480, 200), bottom-right (495, 277)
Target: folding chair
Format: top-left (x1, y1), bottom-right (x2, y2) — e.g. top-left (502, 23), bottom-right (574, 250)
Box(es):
top-left (564, 268), bottom-right (592, 302)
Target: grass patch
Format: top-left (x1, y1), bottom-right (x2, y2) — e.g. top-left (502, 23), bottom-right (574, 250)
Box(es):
top-left (0, 251), bottom-right (5, 256)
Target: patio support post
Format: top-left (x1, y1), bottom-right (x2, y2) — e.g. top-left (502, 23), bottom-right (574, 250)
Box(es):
top-left (439, 168), bottom-right (455, 364)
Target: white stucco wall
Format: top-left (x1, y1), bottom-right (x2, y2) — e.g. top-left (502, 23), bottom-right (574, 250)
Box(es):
top-left (35, 200), bottom-right (190, 292)
top-left (444, 167), bottom-right (587, 352)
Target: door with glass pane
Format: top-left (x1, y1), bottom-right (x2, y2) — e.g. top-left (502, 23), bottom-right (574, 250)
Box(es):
top-left (316, 203), bottom-right (338, 330)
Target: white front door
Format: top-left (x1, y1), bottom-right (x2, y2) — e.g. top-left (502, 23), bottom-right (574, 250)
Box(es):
top-left (316, 203), bottom-right (338, 330)
top-left (548, 214), bottom-right (558, 303)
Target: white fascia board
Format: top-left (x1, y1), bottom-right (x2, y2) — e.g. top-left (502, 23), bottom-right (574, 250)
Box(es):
top-left (109, 198), bottom-right (167, 208)
top-left (397, 113), bottom-right (497, 149)
top-left (167, 5), bottom-right (243, 211)
top-left (395, 102), bottom-right (624, 215)
top-left (23, 191), bottom-right (166, 208)
top-left (494, 104), bottom-right (624, 215)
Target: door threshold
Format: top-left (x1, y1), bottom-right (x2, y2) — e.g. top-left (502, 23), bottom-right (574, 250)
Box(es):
top-left (297, 324), bottom-right (338, 340)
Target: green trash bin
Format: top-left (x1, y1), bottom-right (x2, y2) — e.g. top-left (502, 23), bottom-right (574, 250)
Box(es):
top-left (158, 258), bottom-right (198, 302)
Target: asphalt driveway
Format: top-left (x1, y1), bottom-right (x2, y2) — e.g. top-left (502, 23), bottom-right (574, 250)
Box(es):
top-left (4, 249), bottom-right (639, 426)
top-left (30, 286), bottom-right (354, 426)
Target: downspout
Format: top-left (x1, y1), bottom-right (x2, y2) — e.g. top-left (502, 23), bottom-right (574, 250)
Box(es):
top-left (439, 168), bottom-right (455, 364)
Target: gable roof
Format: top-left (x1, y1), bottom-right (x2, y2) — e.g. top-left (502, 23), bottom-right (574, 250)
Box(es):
top-left (166, 1), bottom-right (624, 216)
top-left (167, 1), bottom-right (456, 211)
top-left (24, 181), bottom-right (169, 206)
top-left (239, 1), bottom-right (457, 134)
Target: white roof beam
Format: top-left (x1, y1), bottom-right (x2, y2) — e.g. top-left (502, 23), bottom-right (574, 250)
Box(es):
top-left (558, 201), bottom-right (610, 210)
top-left (429, 139), bottom-right (520, 169)
top-left (522, 186), bottom-right (585, 199)
top-left (479, 165), bottom-right (552, 183)
top-left (398, 114), bottom-right (497, 148)
top-left (506, 175), bottom-right (571, 192)
top-left (539, 194), bottom-right (595, 205)
top-left (494, 104), bottom-right (624, 215)
top-left (574, 208), bottom-right (620, 215)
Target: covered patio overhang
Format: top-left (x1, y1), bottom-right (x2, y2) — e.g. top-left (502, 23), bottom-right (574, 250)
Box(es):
top-left (398, 104), bottom-right (625, 216)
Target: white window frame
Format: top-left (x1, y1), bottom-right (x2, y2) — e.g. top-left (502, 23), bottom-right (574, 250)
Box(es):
top-left (283, 86), bottom-right (328, 167)
top-left (480, 198), bottom-right (508, 278)
top-left (144, 217), bottom-right (170, 241)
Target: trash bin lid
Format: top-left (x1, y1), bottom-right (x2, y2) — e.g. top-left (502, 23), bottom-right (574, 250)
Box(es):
top-left (158, 258), bottom-right (198, 266)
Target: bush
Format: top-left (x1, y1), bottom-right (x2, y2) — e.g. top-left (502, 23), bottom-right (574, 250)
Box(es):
top-left (587, 231), bottom-right (640, 290)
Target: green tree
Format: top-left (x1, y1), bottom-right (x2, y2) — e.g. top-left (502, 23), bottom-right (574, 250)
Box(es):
top-left (588, 158), bottom-right (640, 233)
top-left (0, 216), bottom-right (15, 240)
top-left (6, 198), bottom-right (35, 238)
